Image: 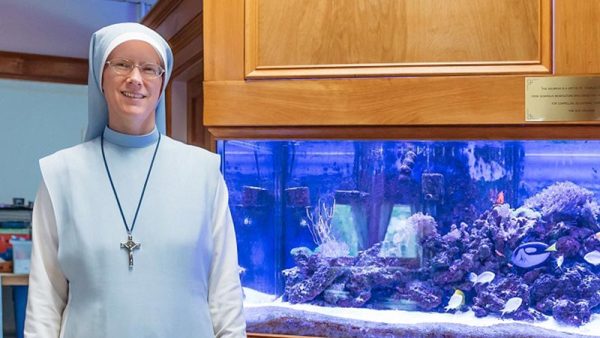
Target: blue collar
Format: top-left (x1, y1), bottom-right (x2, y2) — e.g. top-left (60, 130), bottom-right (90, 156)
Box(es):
top-left (102, 126), bottom-right (159, 148)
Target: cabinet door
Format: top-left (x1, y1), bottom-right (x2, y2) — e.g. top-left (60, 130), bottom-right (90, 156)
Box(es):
top-left (245, 0), bottom-right (551, 78)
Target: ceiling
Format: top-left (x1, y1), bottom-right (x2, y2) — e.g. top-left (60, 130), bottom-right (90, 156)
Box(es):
top-left (0, 0), bottom-right (157, 59)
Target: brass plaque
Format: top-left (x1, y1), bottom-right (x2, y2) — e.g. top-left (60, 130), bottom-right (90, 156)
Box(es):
top-left (525, 76), bottom-right (600, 121)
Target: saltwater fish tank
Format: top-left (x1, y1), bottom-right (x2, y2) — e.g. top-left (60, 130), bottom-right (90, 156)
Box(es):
top-left (217, 140), bottom-right (600, 338)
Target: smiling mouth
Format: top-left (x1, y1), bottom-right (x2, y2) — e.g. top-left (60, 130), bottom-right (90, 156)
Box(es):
top-left (121, 91), bottom-right (146, 99)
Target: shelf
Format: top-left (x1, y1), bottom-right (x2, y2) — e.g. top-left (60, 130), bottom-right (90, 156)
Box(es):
top-left (0, 274), bottom-right (29, 286)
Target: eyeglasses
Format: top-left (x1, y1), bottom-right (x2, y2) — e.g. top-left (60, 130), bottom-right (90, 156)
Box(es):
top-left (105, 58), bottom-right (165, 79)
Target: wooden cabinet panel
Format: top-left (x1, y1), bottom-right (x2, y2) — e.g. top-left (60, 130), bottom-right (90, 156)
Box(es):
top-left (555, 0), bottom-right (600, 74)
top-left (205, 76), bottom-right (524, 126)
top-left (204, 0), bottom-right (245, 81)
top-left (246, 0), bottom-right (551, 78)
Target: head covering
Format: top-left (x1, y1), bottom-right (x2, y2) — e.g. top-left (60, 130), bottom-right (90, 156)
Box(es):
top-left (85, 22), bottom-right (173, 141)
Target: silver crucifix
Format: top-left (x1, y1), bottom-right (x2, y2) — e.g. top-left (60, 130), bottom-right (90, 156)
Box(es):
top-left (120, 234), bottom-right (141, 269)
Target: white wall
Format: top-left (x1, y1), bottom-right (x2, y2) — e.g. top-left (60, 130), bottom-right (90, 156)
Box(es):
top-left (0, 0), bottom-right (141, 58)
top-left (0, 79), bottom-right (87, 204)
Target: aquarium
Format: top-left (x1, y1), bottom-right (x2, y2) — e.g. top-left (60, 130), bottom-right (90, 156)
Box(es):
top-left (217, 140), bottom-right (600, 338)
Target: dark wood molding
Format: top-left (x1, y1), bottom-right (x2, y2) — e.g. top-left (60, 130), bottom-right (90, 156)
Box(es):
top-left (170, 13), bottom-right (203, 79)
top-left (0, 51), bottom-right (87, 84)
top-left (208, 124), bottom-right (600, 141)
top-left (165, 81), bottom-right (173, 136)
top-left (187, 75), bottom-right (208, 148)
top-left (169, 13), bottom-right (203, 53)
top-left (142, 0), bottom-right (185, 29)
top-left (172, 54), bottom-right (203, 80)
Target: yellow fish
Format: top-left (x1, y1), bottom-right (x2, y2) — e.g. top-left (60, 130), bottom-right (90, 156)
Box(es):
top-left (445, 289), bottom-right (465, 311)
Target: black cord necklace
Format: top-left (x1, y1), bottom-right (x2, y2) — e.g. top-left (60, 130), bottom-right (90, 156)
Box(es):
top-left (101, 132), bottom-right (161, 269)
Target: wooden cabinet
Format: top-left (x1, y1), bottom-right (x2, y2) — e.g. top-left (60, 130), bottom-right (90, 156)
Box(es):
top-left (200, 1), bottom-right (600, 337)
top-left (204, 0), bottom-right (600, 135)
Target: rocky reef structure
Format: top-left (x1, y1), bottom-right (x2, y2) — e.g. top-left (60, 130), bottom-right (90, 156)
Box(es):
top-left (282, 182), bottom-right (600, 327)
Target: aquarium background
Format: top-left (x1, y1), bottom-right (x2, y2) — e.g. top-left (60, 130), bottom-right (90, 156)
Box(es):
top-left (217, 140), bottom-right (600, 337)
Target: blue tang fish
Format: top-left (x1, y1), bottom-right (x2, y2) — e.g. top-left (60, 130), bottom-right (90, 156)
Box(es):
top-left (511, 242), bottom-right (556, 268)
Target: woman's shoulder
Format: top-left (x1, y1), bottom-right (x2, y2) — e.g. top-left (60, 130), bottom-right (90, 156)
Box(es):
top-left (38, 138), bottom-right (101, 182)
top-left (40, 138), bottom-right (100, 164)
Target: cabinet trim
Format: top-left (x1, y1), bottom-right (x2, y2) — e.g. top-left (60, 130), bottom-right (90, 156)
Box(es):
top-left (209, 125), bottom-right (600, 140)
top-left (205, 76), bottom-right (529, 126)
top-left (142, 0), bottom-right (185, 30)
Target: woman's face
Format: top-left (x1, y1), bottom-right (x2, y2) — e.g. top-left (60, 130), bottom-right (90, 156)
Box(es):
top-left (102, 40), bottom-right (163, 134)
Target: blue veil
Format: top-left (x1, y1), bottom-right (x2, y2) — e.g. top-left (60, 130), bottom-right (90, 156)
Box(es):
top-left (85, 22), bottom-right (174, 141)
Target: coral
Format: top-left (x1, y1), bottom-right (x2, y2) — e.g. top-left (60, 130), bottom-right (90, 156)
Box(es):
top-left (284, 262), bottom-right (346, 304)
top-left (395, 281), bottom-right (443, 311)
top-left (322, 283), bottom-right (349, 304)
top-left (306, 198), bottom-right (350, 257)
top-left (396, 150), bottom-right (417, 179)
top-left (432, 266), bottom-right (468, 286)
top-left (281, 181), bottom-right (600, 328)
top-left (524, 182), bottom-right (600, 230)
top-left (552, 299), bottom-right (591, 326)
top-left (306, 199), bottom-right (336, 245)
top-left (511, 308), bottom-right (546, 322)
top-left (582, 232), bottom-right (600, 254)
top-left (318, 240), bottom-right (350, 258)
top-left (556, 236), bottom-right (580, 258)
top-left (407, 212), bottom-right (438, 238)
top-left (472, 274), bottom-right (530, 318)
top-left (283, 242), bottom-right (420, 308)
top-left (529, 266), bottom-right (600, 324)
top-left (487, 204), bottom-right (537, 249)
top-left (289, 246), bottom-right (314, 273)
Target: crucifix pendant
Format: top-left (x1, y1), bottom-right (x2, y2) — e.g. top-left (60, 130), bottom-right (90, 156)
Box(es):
top-left (120, 234), bottom-right (141, 269)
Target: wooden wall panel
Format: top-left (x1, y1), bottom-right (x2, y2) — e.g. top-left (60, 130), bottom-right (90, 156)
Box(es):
top-left (246, 0), bottom-right (551, 78)
top-left (205, 76), bottom-right (525, 126)
top-left (169, 14), bottom-right (203, 80)
top-left (555, 0), bottom-right (600, 74)
top-left (144, 0), bottom-right (199, 41)
top-left (0, 51), bottom-right (87, 84)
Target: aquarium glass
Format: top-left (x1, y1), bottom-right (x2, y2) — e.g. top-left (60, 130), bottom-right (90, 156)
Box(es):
top-left (217, 140), bottom-right (600, 338)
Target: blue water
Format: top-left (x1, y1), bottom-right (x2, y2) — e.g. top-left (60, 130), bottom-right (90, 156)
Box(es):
top-left (217, 140), bottom-right (600, 333)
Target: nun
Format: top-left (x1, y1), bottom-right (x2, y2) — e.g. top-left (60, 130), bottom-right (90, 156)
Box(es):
top-left (24, 23), bottom-right (246, 338)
